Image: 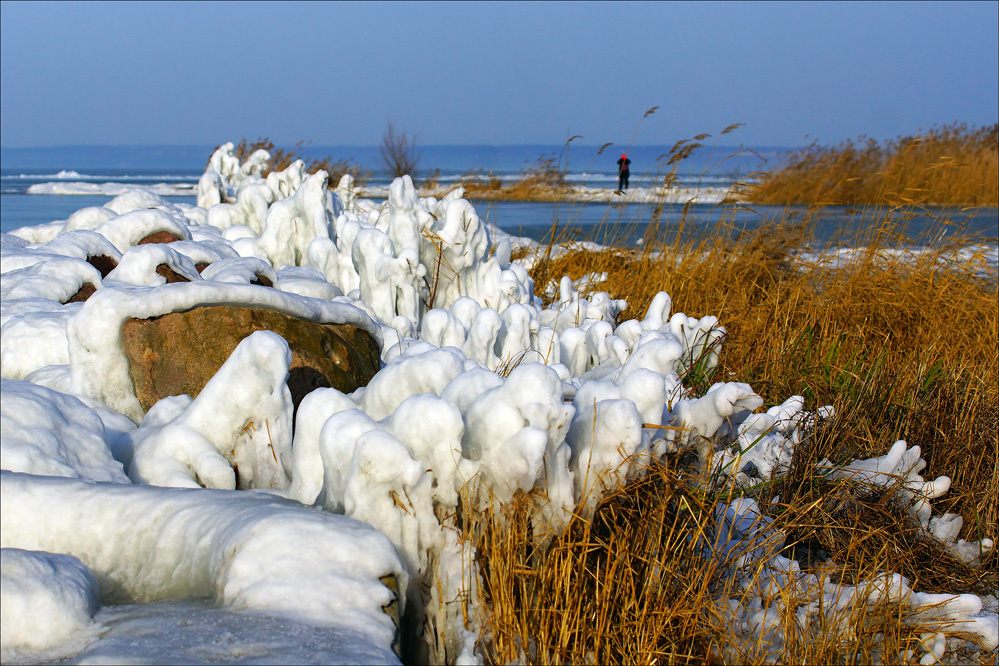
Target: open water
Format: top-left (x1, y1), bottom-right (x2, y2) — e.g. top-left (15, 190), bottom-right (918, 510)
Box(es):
top-left (2, 145), bottom-right (996, 248)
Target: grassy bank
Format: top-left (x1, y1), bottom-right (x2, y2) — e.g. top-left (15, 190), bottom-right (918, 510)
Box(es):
top-left (474, 211), bottom-right (998, 664)
top-left (743, 124), bottom-right (999, 208)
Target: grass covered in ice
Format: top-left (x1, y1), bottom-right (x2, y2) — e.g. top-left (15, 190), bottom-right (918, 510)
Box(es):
top-left (4, 130), bottom-right (996, 665)
top-left (476, 213), bottom-right (998, 664)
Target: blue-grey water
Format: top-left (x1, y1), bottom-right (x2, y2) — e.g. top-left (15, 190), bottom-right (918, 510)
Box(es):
top-left (2, 145), bottom-right (996, 248)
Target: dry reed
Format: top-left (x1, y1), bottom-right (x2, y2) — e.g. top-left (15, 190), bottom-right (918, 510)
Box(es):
top-left (744, 123), bottom-right (999, 207)
top-left (474, 178), bottom-right (997, 664)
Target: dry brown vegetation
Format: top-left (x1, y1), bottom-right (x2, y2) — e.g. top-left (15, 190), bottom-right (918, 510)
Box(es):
top-left (461, 155), bottom-right (575, 202)
top-left (469, 199), bottom-right (998, 663)
top-left (744, 124), bottom-right (999, 207)
top-left (381, 122), bottom-right (420, 180)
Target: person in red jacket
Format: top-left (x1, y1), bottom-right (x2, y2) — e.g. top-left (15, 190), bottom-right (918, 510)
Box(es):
top-left (617, 153), bottom-right (631, 191)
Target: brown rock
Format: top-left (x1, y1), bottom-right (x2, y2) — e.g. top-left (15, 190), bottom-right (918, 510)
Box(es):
top-left (154, 264), bottom-right (191, 284)
top-left (137, 231), bottom-right (183, 245)
top-left (87, 255), bottom-right (118, 278)
top-left (121, 305), bottom-right (380, 417)
top-left (66, 283), bottom-right (97, 304)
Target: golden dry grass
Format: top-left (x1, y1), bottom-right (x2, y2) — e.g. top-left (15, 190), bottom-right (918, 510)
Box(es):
top-left (744, 124), bottom-right (999, 207)
top-left (475, 203), bottom-right (998, 664)
top-left (461, 155), bottom-right (576, 203)
top-left (473, 465), bottom-right (995, 665)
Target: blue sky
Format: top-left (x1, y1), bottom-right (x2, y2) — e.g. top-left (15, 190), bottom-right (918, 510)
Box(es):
top-left (1, 1), bottom-right (996, 148)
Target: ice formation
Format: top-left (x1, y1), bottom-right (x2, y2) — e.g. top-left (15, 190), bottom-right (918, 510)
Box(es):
top-left (0, 548), bottom-right (100, 653)
top-left (0, 380), bottom-right (128, 484)
top-left (0, 471), bottom-right (406, 663)
top-left (818, 440), bottom-right (995, 567)
top-left (708, 496), bottom-right (998, 664)
top-left (1, 147), bottom-right (994, 665)
top-left (128, 331), bottom-right (295, 490)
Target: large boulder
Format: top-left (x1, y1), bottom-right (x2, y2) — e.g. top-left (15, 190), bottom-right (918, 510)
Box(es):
top-left (122, 306), bottom-right (379, 416)
top-left (68, 283), bottom-right (383, 423)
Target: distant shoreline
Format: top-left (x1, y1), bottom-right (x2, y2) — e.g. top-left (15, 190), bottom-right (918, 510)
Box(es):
top-left (0, 143), bottom-right (790, 175)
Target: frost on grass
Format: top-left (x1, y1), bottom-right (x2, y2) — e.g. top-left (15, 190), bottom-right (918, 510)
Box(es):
top-left (1, 146), bottom-right (994, 665)
top-left (818, 440), bottom-right (994, 567)
top-left (708, 496), bottom-right (997, 664)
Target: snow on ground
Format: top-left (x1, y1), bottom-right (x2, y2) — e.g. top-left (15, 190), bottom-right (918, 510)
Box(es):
top-left (1, 142), bottom-right (995, 664)
top-left (360, 183), bottom-right (735, 204)
top-left (27, 182), bottom-right (196, 197)
top-left (567, 184), bottom-right (732, 204)
top-left (798, 243), bottom-right (999, 278)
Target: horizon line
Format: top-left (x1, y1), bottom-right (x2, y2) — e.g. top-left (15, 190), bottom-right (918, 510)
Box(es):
top-left (0, 142), bottom-right (797, 150)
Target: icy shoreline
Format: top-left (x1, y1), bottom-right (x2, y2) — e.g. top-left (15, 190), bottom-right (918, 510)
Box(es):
top-left (26, 181), bottom-right (196, 197)
top-left (2, 143), bottom-right (995, 665)
top-left (26, 179), bottom-right (733, 205)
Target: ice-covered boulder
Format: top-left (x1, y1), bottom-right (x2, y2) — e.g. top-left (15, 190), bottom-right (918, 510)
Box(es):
top-left (94, 208), bottom-right (190, 253)
top-left (68, 282), bottom-right (381, 423)
top-left (103, 243), bottom-right (202, 287)
top-left (120, 304), bottom-right (379, 421)
top-left (0, 255), bottom-right (102, 304)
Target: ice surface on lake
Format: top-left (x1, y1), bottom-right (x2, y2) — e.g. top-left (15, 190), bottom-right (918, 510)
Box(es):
top-left (1, 147), bottom-right (993, 665)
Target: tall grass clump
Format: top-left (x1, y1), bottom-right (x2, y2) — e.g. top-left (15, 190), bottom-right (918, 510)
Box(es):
top-left (745, 123), bottom-right (999, 207)
top-left (479, 127), bottom-right (997, 662)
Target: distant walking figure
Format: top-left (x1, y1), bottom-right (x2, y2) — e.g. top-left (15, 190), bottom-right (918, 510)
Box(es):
top-left (617, 153), bottom-right (631, 191)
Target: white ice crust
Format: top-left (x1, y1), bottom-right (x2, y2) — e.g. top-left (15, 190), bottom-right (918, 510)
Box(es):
top-left (0, 380), bottom-right (128, 483)
top-left (1, 548), bottom-right (101, 654)
top-left (2, 147), bottom-right (993, 665)
top-left (0, 471), bottom-right (406, 663)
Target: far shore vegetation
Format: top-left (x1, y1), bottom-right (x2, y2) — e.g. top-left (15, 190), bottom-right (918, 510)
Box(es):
top-left (228, 123), bottom-right (998, 208)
